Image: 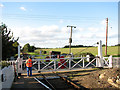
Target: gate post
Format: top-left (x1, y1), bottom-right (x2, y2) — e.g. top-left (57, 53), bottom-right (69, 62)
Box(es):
top-left (54, 59), bottom-right (56, 71)
top-left (83, 57), bottom-right (85, 68)
top-left (69, 57), bottom-right (71, 70)
top-left (108, 55), bottom-right (113, 68)
top-left (86, 55), bottom-right (90, 62)
top-left (17, 45), bottom-right (22, 76)
top-left (96, 55), bottom-right (99, 67)
top-left (17, 58), bottom-right (22, 76)
top-left (38, 61), bottom-right (40, 72)
top-left (18, 45), bottom-right (20, 58)
top-left (97, 40), bottom-right (104, 67)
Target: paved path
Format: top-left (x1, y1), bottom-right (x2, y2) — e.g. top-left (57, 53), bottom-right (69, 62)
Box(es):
top-left (11, 68), bottom-right (94, 90)
top-left (11, 72), bottom-right (47, 90)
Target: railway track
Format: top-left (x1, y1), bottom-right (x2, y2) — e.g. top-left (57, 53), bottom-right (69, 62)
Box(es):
top-left (34, 71), bottom-right (86, 90)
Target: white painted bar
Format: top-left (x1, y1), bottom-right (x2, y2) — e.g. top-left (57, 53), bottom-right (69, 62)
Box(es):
top-left (108, 55), bottom-right (113, 68)
top-left (38, 61), bottom-right (40, 71)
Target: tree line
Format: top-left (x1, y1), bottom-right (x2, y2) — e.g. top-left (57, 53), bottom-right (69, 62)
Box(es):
top-left (63, 45), bottom-right (94, 48)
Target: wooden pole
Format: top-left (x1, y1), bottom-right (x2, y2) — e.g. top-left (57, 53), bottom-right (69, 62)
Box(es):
top-left (105, 18), bottom-right (108, 56)
top-left (69, 27), bottom-right (72, 54)
top-left (67, 25), bottom-right (76, 54)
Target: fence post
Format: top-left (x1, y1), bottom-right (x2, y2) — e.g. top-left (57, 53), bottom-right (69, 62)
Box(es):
top-left (98, 40), bottom-right (104, 67)
top-left (16, 60), bottom-right (18, 77)
top-left (54, 59), bottom-right (56, 71)
top-left (108, 55), bottom-right (112, 68)
top-left (86, 55), bottom-right (90, 62)
top-left (38, 61), bottom-right (40, 72)
top-left (69, 57), bottom-right (71, 70)
top-left (83, 58), bottom-right (85, 68)
top-left (18, 45), bottom-right (20, 58)
top-left (17, 58), bottom-right (22, 76)
top-left (96, 55), bottom-right (99, 67)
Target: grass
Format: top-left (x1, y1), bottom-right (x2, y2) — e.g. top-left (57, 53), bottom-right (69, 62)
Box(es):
top-left (27, 52), bottom-right (39, 55)
top-left (35, 46), bottom-right (119, 57)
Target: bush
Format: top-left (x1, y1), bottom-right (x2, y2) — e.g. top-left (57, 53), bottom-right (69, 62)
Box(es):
top-left (0, 61), bottom-right (10, 69)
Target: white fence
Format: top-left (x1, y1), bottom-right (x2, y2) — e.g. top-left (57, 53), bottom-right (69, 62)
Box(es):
top-left (20, 55), bottom-right (119, 72)
top-left (31, 57), bottom-right (97, 71)
top-left (112, 57), bottom-right (120, 68)
top-left (0, 66), bottom-right (15, 89)
top-left (21, 56), bottom-right (109, 72)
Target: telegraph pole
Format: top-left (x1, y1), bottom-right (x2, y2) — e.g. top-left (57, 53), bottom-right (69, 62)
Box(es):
top-left (105, 18), bottom-right (108, 56)
top-left (67, 25), bottom-right (76, 54)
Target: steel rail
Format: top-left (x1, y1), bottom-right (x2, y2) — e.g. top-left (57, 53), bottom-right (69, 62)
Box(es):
top-left (34, 77), bottom-right (52, 90)
top-left (52, 71), bottom-right (81, 89)
top-left (37, 62), bottom-right (83, 89)
top-left (41, 74), bottom-right (56, 90)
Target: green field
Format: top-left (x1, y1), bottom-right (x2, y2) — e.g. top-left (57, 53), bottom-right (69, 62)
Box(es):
top-left (35, 46), bottom-right (119, 57)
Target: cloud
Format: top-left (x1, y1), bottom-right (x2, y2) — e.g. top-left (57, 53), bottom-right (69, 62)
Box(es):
top-left (12, 25), bottom-right (68, 47)
top-left (100, 19), bottom-right (106, 25)
top-left (59, 19), bottom-right (64, 23)
top-left (20, 7), bottom-right (26, 11)
top-left (0, 4), bottom-right (4, 7)
top-left (11, 24), bottom-right (118, 48)
top-left (61, 27), bottom-right (69, 33)
top-left (77, 27), bottom-right (84, 31)
top-left (88, 27), bottom-right (99, 32)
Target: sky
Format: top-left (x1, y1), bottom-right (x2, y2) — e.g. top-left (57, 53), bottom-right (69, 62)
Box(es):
top-left (0, 1), bottom-right (119, 48)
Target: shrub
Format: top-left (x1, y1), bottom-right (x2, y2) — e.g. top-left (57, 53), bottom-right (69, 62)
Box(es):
top-left (0, 61), bottom-right (10, 69)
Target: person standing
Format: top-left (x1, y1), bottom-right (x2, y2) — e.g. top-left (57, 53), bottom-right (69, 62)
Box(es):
top-left (26, 56), bottom-right (32, 77)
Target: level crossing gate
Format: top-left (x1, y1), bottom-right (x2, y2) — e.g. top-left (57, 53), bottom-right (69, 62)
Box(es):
top-left (7, 40), bottom-right (118, 75)
top-left (23, 56), bottom-right (98, 71)
top-left (20, 54), bottom-right (113, 72)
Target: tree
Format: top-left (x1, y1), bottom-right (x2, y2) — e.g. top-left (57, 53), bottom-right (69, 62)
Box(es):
top-left (29, 46), bottom-right (36, 52)
top-left (102, 44), bottom-right (105, 47)
top-left (0, 23), bottom-right (19, 60)
top-left (22, 43), bottom-right (36, 53)
top-left (22, 43), bottom-right (30, 53)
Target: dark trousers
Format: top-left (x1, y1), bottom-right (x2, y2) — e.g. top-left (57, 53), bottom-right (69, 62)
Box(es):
top-left (26, 67), bottom-right (32, 76)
